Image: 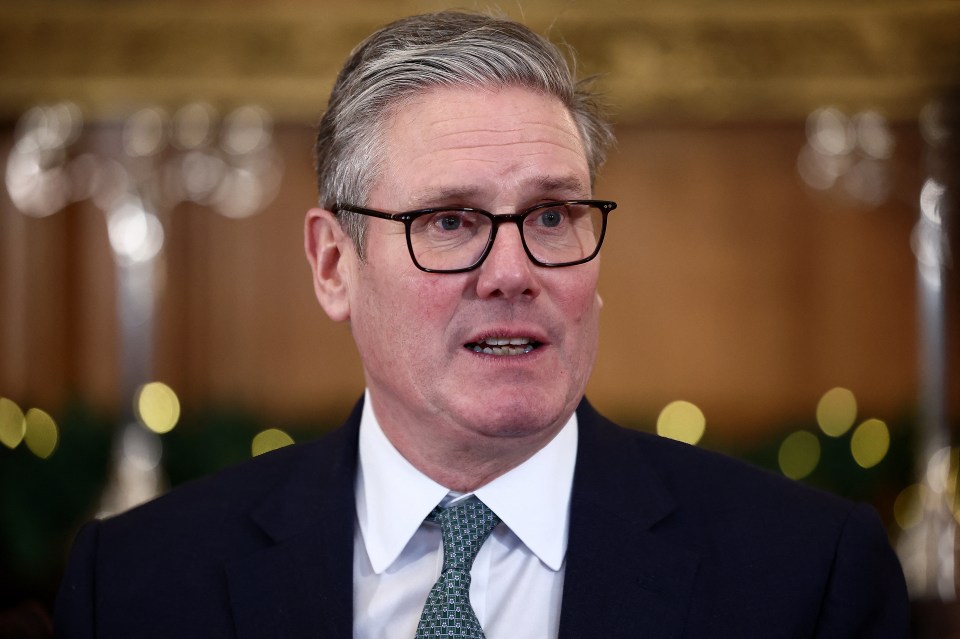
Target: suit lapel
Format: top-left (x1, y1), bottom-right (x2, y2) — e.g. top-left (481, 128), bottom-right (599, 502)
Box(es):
top-left (559, 401), bottom-right (700, 639)
top-left (226, 401), bottom-right (363, 639)
top-left (220, 397), bottom-right (700, 638)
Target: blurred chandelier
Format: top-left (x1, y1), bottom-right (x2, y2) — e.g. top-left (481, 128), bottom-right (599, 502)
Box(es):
top-left (6, 100), bottom-right (281, 223)
top-left (797, 106), bottom-right (896, 207)
top-left (5, 100), bottom-right (283, 515)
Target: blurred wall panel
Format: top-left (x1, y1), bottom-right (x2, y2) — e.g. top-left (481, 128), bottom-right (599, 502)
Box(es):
top-left (1, 0), bottom-right (956, 439)
top-left (0, 121), bottom-right (936, 438)
top-left (592, 123), bottom-right (923, 438)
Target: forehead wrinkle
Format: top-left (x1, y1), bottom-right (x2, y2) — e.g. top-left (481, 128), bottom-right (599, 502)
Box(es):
top-left (424, 137), bottom-right (581, 153)
top-left (409, 172), bottom-right (589, 209)
top-left (419, 129), bottom-right (587, 168)
top-left (429, 133), bottom-right (528, 148)
top-left (427, 122), bottom-right (582, 145)
top-left (421, 107), bottom-right (582, 139)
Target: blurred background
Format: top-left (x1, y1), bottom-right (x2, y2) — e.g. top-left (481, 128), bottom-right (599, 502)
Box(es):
top-left (0, 0), bottom-right (958, 635)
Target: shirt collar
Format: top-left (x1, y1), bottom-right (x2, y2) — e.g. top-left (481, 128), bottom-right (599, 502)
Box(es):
top-left (355, 389), bottom-right (578, 573)
top-left (473, 414), bottom-right (577, 571)
top-left (356, 391), bottom-right (449, 573)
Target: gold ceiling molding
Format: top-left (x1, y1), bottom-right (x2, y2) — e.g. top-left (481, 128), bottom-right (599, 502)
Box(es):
top-left (0, 1), bottom-right (957, 123)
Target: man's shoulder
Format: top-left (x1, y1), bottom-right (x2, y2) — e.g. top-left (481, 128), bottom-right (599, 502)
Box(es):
top-left (95, 419), bottom-right (357, 552)
top-left (578, 401), bottom-right (858, 527)
top-left (112, 437), bottom-right (310, 520)
top-left (571, 408), bottom-right (909, 635)
top-left (55, 419), bottom-right (360, 634)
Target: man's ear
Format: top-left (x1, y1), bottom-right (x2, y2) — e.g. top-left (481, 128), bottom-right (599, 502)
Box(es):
top-left (305, 208), bottom-right (355, 322)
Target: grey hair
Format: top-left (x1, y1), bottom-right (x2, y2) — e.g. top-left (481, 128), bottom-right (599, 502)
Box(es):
top-left (314, 10), bottom-right (615, 256)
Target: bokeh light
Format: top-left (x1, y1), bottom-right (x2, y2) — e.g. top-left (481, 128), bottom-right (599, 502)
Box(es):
top-left (107, 197), bottom-right (165, 265)
top-left (926, 446), bottom-right (957, 495)
top-left (6, 102), bottom-right (84, 217)
top-left (920, 100), bottom-right (948, 147)
top-left (24, 408), bottom-right (58, 459)
top-left (123, 107), bottom-right (169, 158)
top-left (798, 106), bottom-right (894, 207)
top-left (0, 398), bottom-right (26, 449)
top-left (252, 428), bottom-right (294, 457)
top-left (850, 418), bottom-right (890, 468)
top-left (852, 110), bottom-right (894, 160)
top-left (778, 431), bottom-right (820, 480)
top-left (919, 178), bottom-right (945, 226)
top-left (121, 423), bottom-right (163, 471)
top-left (172, 102), bottom-right (217, 150)
top-left (656, 400), bottom-right (706, 445)
top-left (135, 382), bottom-right (181, 434)
top-left (181, 149), bottom-right (227, 202)
top-left (894, 484), bottom-right (925, 530)
top-left (222, 105), bottom-right (272, 156)
top-left (816, 387), bottom-right (857, 437)
top-left (807, 107), bottom-right (854, 156)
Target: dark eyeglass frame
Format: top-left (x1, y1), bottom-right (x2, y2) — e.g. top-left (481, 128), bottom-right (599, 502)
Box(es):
top-left (334, 200), bottom-right (617, 273)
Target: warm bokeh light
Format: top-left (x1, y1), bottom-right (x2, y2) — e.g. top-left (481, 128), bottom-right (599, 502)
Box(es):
top-left (926, 447), bottom-right (958, 498)
top-left (816, 387), bottom-right (857, 437)
top-left (807, 107), bottom-right (853, 157)
top-left (778, 431), bottom-right (820, 480)
top-left (853, 110), bottom-right (894, 160)
top-left (123, 107), bottom-right (168, 158)
top-left (798, 106), bottom-right (893, 206)
top-left (135, 382), bottom-right (181, 434)
top-left (24, 408), bottom-right (58, 459)
top-left (894, 484), bottom-right (925, 530)
top-left (252, 428), bottom-right (294, 457)
top-left (850, 418), bottom-right (890, 468)
top-left (222, 105), bottom-right (272, 156)
top-left (0, 397), bottom-right (26, 449)
top-left (173, 102), bottom-right (217, 150)
top-left (656, 400), bottom-right (706, 445)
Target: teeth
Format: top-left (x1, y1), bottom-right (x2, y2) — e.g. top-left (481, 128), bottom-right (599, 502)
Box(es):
top-left (482, 337), bottom-right (530, 347)
top-left (470, 337), bottom-right (537, 356)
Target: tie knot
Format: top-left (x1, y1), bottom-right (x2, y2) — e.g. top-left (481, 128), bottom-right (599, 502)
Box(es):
top-left (428, 497), bottom-right (501, 573)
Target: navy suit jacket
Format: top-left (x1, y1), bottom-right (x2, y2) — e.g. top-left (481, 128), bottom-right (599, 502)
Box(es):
top-left (55, 398), bottom-right (909, 638)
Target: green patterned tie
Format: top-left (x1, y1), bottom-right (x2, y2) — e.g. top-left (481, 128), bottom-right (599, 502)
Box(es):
top-left (414, 496), bottom-right (502, 639)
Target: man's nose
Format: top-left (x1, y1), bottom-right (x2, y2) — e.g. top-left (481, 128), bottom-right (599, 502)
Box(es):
top-left (474, 222), bottom-right (541, 299)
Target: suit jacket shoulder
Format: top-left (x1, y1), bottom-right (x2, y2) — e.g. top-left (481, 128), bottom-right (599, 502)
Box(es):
top-left (561, 400), bottom-right (910, 638)
top-left (55, 402), bottom-right (362, 639)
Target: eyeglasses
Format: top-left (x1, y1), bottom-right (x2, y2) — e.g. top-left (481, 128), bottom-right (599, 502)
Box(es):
top-left (334, 200), bottom-right (617, 273)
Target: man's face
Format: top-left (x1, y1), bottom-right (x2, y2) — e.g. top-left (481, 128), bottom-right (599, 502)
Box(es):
top-left (330, 85), bottom-right (602, 458)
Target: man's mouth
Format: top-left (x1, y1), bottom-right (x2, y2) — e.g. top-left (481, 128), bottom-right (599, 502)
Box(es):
top-left (465, 337), bottom-right (540, 356)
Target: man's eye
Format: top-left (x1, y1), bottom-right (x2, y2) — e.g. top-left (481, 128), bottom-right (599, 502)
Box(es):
top-left (438, 215), bottom-right (462, 231)
top-left (537, 209), bottom-right (564, 227)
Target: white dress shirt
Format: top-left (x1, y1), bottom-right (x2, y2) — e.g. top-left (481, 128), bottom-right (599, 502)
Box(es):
top-left (353, 390), bottom-right (578, 639)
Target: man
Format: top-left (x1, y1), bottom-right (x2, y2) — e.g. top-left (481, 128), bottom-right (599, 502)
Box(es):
top-left (56, 11), bottom-right (909, 638)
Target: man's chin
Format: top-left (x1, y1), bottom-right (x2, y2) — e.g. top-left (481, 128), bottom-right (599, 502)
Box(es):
top-left (454, 396), bottom-right (572, 441)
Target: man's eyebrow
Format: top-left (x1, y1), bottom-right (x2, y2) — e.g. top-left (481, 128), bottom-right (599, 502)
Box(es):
top-left (530, 175), bottom-right (590, 197)
top-left (409, 186), bottom-right (483, 208)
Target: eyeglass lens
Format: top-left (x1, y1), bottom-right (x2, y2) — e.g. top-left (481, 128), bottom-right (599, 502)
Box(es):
top-left (408, 202), bottom-right (605, 271)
